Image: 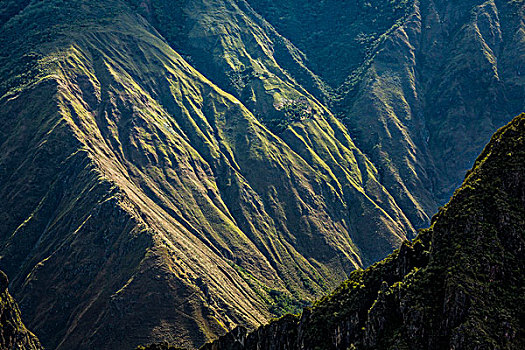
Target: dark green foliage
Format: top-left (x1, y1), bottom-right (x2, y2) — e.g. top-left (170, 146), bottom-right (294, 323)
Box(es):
top-left (126, 0), bottom-right (188, 51)
top-left (246, 0), bottom-right (413, 86)
top-left (267, 98), bottom-right (314, 133)
top-left (265, 288), bottom-right (309, 316)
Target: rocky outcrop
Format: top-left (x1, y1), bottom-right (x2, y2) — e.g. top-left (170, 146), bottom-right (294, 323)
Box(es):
top-left (0, 271), bottom-right (43, 350)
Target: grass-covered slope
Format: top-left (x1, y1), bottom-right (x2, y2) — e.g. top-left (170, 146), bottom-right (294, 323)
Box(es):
top-left (131, 0), bottom-right (525, 237)
top-left (0, 1), bottom-right (418, 349)
top-left (223, 0), bottom-right (525, 234)
top-left (1, 0), bottom-right (523, 349)
top-left (196, 113), bottom-right (525, 349)
top-left (122, 0), bottom-right (423, 263)
top-left (0, 271), bottom-right (42, 350)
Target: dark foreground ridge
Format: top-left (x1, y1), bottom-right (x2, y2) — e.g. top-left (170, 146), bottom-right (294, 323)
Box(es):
top-left (0, 271), bottom-right (42, 350)
top-left (144, 113), bottom-right (525, 349)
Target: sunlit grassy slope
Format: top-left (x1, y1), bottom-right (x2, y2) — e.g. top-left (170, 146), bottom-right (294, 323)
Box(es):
top-left (0, 1), bottom-right (418, 349)
top-left (129, 0), bottom-right (525, 234)
top-left (1, 0), bottom-right (523, 349)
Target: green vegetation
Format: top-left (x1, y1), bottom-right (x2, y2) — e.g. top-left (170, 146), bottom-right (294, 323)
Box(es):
top-left (1, 1), bottom-right (411, 349)
top-left (245, 0), bottom-right (413, 86)
top-left (231, 263), bottom-right (309, 316)
top-left (267, 97), bottom-right (314, 133)
top-left (1, 0), bottom-right (523, 349)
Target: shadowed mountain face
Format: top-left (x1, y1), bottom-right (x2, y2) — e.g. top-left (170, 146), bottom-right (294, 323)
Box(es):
top-left (0, 0), bottom-right (523, 349)
top-left (188, 113), bottom-right (525, 350)
top-left (0, 271), bottom-right (43, 350)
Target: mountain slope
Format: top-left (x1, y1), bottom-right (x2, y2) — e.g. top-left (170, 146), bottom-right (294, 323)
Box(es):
top-left (197, 113), bottom-right (525, 349)
top-left (127, 0), bottom-right (423, 261)
top-left (130, 0), bottom-right (525, 232)
top-left (0, 1), bottom-right (415, 349)
top-left (340, 0), bottom-right (525, 223)
top-left (1, 0), bottom-right (523, 349)
top-left (240, 0), bottom-right (525, 229)
top-left (0, 271), bottom-right (43, 350)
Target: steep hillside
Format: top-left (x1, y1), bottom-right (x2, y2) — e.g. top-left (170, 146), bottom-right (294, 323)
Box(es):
top-left (247, 0), bottom-right (525, 230)
top-left (245, 0), bottom-right (412, 87)
top-left (0, 271), bottom-right (43, 350)
top-left (340, 0), bottom-right (525, 225)
top-left (1, 0), bottom-right (523, 349)
top-left (194, 113), bottom-right (525, 349)
top-left (127, 0), bottom-right (525, 232)
top-left (0, 1), bottom-right (412, 349)
top-left (122, 0), bottom-right (415, 264)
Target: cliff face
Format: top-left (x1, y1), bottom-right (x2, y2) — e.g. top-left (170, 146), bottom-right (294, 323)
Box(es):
top-left (198, 113), bottom-right (525, 350)
top-left (0, 271), bottom-right (42, 350)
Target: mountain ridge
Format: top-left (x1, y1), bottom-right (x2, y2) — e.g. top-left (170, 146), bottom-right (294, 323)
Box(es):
top-left (0, 270), bottom-right (43, 350)
top-left (0, 0), bottom-right (523, 349)
top-left (1, 1), bottom-right (410, 348)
